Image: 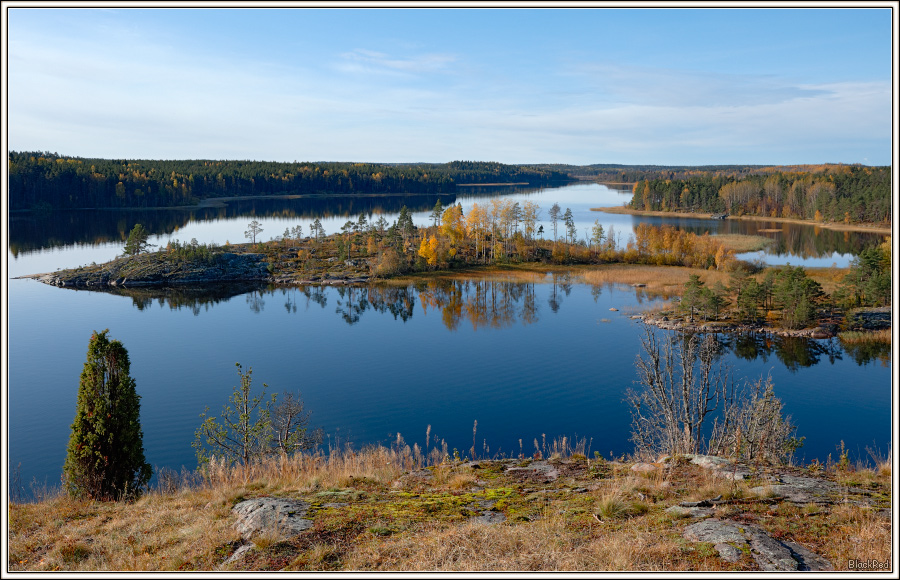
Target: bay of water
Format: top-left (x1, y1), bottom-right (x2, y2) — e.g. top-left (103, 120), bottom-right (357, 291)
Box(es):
top-left (5, 183), bottom-right (892, 498)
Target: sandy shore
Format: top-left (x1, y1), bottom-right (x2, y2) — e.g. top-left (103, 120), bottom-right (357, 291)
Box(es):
top-left (591, 206), bottom-right (891, 235)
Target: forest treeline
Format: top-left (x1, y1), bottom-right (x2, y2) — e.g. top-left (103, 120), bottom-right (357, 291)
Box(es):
top-left (629, 165), bottom-right (891, 225)
top-left (531, 163), bottom-right (772, 182)
top-left (10, 152), bottom-right (890, 225)
top-left (533, 162), bottom-right (889, 186)
top-left (8, 153), bottom-right (570, 210)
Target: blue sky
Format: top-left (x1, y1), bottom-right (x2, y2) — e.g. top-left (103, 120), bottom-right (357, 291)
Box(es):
top-left (6, 6), bottom-right (895, 165)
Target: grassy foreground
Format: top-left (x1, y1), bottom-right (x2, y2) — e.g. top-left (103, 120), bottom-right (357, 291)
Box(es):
top-left (8, 445), bottom-right (891, 572)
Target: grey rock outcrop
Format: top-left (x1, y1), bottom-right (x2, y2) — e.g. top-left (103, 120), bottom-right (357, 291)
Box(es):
top-left (665, 505), bottom-right (715, 518)
top-left (631, 462), bottom-right (658, 474)
top-left (34, 252), bottom-right (269, 289)
top-left (683, 519), bottom-right (833, 571)
top-left (505, 461), bottom-right (559, 482)
top-left (750, 474), bottom-right (870, 504)
top-left (846, 307), bottom-right (891, 330)
top-left (656, 454), bottom-right (750, 480)
top-left (470, 511), bottom-right (507, 525)
top-left (232, 497), bottom-right (313, 541)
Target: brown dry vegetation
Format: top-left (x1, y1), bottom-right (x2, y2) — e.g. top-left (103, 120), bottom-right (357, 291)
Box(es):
top-left (711, 234), bottom-right (775, 253)
top-left (8, 445), bottom-right (891, 573)
top-left (577, 264), bottom-right (733, 299)
top-left (838, 330), bottom-right (892, 345)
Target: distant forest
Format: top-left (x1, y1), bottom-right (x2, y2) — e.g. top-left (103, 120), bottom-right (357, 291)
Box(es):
top-left (628, 165), bottom-right (891, 225)
top-left (8, 153), bottom-right (570, 210)
top-left (529, 163), bottom-right (776, 183)
top-left (8, 152), bottom-right (891, 225)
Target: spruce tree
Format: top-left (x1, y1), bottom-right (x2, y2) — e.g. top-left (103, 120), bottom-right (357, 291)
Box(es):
top-left (63, 330), bottom-right (151, 500)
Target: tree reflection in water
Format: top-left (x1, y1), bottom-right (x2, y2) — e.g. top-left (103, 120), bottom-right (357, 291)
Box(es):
top-left (840, 340), bottom-right (892, 367)
top-left (96, 280), bottom-right (884, 367)
top-left (717, 333), bottom-right (844, 372)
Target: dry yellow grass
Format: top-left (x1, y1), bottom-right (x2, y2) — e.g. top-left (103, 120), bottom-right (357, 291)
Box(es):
top-left (805, 265), bottom-right (852, 295)
top-left (7, 489), bottom-right (240, 571)
top-left (577, 264), bottom-right (732, 298)
top-left (838, 330), bottom-right (892, 345)
top-left (824, 504), bottom-right (892, 568)
top-left (341, 513), bottom-right (699, 571)
top-left (712, 234), bottom-right (775, 253)
top-left (8, 445), bottom-right (891, 572)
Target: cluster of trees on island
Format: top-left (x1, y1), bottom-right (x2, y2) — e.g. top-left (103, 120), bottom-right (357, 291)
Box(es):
top-left (200, 199), bottom-right (746, 278)
top-left (8, 152), bottom-right (569, 210)
top-left (629, 165), bottom-right (891, 225)
top-left (112, 192), bottom-right (890, 336)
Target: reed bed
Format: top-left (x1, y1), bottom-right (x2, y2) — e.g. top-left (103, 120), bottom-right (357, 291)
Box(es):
top-left (577, 265), bottom-right (731, 296)
top-left (712, 234), bottom-right (775, 253)
top-left (838, 330), bottom-right (892, 345)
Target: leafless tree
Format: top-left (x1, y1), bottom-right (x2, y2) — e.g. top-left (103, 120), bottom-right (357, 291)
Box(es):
top-left (271, 392), bottom-right (322, 455)
top-left (627, 324), bottom-right (803, 465)
top-left (626, 325), bottom-right (733, 459)
top-left (708, 375), bottom-right (804, 464)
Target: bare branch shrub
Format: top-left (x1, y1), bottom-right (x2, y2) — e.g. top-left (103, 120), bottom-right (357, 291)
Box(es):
top-left (271, 391), bottom-right (323, 455)
top-left (627, 324), bottom-right (803, 465)
top-left (708, 375), bottom-right (804, 464)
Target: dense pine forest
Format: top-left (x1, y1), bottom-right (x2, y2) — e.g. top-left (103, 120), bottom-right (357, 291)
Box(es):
top-left (7, 153), bottom-right (571, 210)
top-left (628, 165), bottom-right (891, 225)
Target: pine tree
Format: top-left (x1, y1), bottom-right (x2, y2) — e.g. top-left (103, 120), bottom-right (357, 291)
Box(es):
top-left (244, 220), bottom-right (264, 244)
top-left (680, 274), bottom-right (705, 323)
top-left (63, 330), bottom-right (151, 500)
top-left (548, 203), bottom-right (561, 243)
top-left (563, 208), bottom-right (576, 244)
top-left (430, 199), bottom-right (444, 227)
top-left (123, 223), bottom-right (153, 256)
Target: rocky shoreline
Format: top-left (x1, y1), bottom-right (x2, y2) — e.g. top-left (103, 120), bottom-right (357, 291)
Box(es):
top-left (634, 305), bottom-right (891, 339)
top-left (637, 314), bottom-right (840, 340)
top-left (23, 251), bottom-right (374, 289)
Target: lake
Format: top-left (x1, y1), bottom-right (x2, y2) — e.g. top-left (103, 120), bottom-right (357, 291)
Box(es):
top-left (5, 183), bottom-right (892, 498)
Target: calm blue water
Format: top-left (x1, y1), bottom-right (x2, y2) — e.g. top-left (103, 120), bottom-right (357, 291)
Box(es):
top-left (6, 276), bottom-right (891, 498)
top-left (5, 183), bottom-right (893, 498)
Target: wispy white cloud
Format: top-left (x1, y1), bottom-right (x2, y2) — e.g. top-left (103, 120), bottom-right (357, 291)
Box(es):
top-left (335, 48), bottom-right (457, 76)
top-left (569, 62), bottom-right (830, 108)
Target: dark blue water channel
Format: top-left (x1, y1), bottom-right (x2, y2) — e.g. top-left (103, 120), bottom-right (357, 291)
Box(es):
top-left (7, 275), bottom-right (891, 498)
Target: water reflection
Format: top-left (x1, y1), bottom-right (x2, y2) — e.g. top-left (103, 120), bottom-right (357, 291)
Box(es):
top-left (87, 282), bottom-right (265, 315)
top-left (840, 340), bottom-right (892, 368)
top-left (718, 333), bottom-right (844, 372)
top-left (327, 279), bottom-right (545, 330)
top-left (80, 279), bottom-right (890, 369)
top-left (627, 215), bottom-right (883, 260)
top-left (7, 192), bottom-right (470, 255)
